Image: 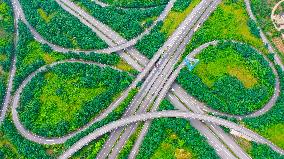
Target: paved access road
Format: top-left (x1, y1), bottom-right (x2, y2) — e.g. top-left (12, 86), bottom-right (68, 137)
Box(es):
top-left (59, 110), bottom-right (284, 159)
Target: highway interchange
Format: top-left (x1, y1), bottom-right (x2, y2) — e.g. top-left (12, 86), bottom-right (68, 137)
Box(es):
top-left (1, 0), bottom-right (284, 158)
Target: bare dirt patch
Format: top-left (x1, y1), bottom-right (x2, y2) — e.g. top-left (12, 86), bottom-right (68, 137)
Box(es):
top-left (273, 37), bottom-right (284, 55)
top-left (175, 149), bottom-right (192, 159)
top-left (0, 29), bottom-right (7, 37)
top-left (0, 66), bottom-right (3, 76)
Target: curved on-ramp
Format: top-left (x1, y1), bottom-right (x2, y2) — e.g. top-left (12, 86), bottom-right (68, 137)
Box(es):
top-left (58, 41), bottom-right (283, 159)
top-left (186, 40), bottom-right (281, 120)
top-left (11, 60), bottom-right (134, 145)
top-left (58, 110), bottom-right (284, 159)
top-left (14, 0), bottom-right (176, 54)
top-left (10, 40), bottom-right (281, 146)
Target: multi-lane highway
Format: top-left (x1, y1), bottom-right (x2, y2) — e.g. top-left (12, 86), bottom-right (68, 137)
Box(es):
top-left (58, 110), bottom-right (284, 159)
top-left (3, 0), bottom-right (284, 158)
top-left (129, 40), bottom-right (251, 159)
top-left (96, 1), bottom-right (222, 158)
top-left (168, 84), bottom-right (250, 159)
top-left (129, 37), bottom-right (281, 158)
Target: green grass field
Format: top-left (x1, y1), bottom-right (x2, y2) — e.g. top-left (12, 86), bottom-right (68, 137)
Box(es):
top-left (151, 134), bottom-right (193, 159)
top-left (194, 47), bottom-right (258, 88)
top-left (161, 0), bottom-right (201, 36)
top-left (0, 134), bottom-right (19, 158)
top-left (262, 123), bottom-right (284, 149)
top-left (35, 72), bottom-right (107, 127)
top-left (21, 41), bottom-right (63, 66)
top-left (178, 42), bottom-right (275, 115)
top-left (182, 0), bottom-right (267, 60)
top-left (18, 63), bottom-right (133, 137)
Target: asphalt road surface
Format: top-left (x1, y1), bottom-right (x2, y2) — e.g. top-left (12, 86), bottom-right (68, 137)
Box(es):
top-left (96, 1), bottom-right (222, 158)
top-left (59, 110), bottom-right (284, 159)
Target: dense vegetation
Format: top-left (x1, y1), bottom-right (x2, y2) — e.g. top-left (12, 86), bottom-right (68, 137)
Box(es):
top-left (135, 0), bottom-right (198, 58)
top-left (14, 21), bottom-right (121, 91)
top-left (0, 88), bottom-right (137, 159)
top-left (234, 135), bottom-right (284, 158)
top-left (181, 0), bottom-right (266, 61)
top-left (244, 66), bottom-right (284, 149)
top-left (117, 124), bottom-right (143, 159)
top-left (136, 100), bottom-right (219, 159)
top-left (172, 0), bottom-right (193, 12)
top-left (251, 0), bottom-right (279, 38)
top-left (0, 0), bottom-right (14, 108)
top-left (247, 18), bottom-right (260, 38)
top-left (18, 62), bottom-right (133, 137)
top-left (161, 0), bottom-right (200, 36)
top-left (135, 22), bottom-right (166, 59)
top-left (99, 0), bottom-right (168, 8)
top-left (177, 41), bottom-right (275, 115)
top-left (19, 0), bottom-right (108, 50)
top-left (73, 0), bottom-right (165, 40)
top-left (65, 88), bottom-right (138, 155)
top-left (249, 0), bottom-right (284, 62)
top-left (0, 116), bottom-right (61, 158)
top-left (250, 143), bottom-right (284, 159)
top-left (71, 135), bottom-right (109, 159)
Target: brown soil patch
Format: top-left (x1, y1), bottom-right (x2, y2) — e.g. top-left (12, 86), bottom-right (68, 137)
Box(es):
top-left (227, 66), bottom-right (258, 88)
top-left (0, 29), bottom-right (7, 37)
top-left (0, 66), bottom-right (3, 76)
top-left (46, 148), bottom-right (54, 155)
top-left (175, 149), bottom-right (192, 159)
top-left (233, 136), bottom-right (252, 153)
top-left (273, 37), bottom-right (284, 55)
